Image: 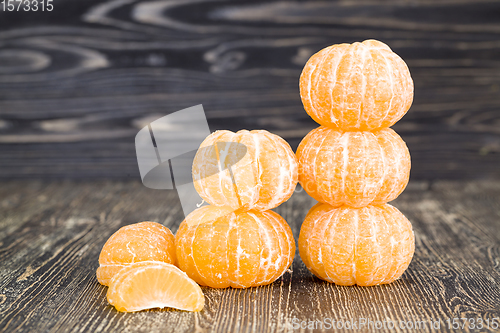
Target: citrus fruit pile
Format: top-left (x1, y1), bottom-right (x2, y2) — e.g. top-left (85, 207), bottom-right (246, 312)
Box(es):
top-left (97, 129), bottom-right (299, 312)
top-left (181, 129), bottom-right (298, 288)
top-left (297, 39), bottom-right (415, 286)
top-left (95, 40), bottom-right (418, 313)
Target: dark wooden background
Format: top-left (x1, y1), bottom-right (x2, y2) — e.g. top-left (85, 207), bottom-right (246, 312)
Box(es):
top-left (0, 0), bottom-right (499, 180)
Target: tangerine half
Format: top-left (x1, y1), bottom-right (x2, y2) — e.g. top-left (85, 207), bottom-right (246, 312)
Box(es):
top-left (107, 261), bottom-right (204, 312)
top-left (193, 129), bottom-right (298, 211)
top-left (175, 205), bottom-right (295, 288)
top-left (97, 221), bottom-right (176, 286)
top-left (299, 203), bottom-right (414, 286)
top-left (296, 126), bottom-right (410, 208)
top-left (299, 39), bottom-right (413, 131)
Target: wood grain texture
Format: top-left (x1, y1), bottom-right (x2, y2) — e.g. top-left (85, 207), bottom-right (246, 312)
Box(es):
top-left (0, 0), bottom-right (499, 179)
top-left (0, 180), bottom-right (499, 332)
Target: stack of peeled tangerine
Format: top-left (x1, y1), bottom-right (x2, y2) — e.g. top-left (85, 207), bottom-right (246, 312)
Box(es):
top-left (297, 39), bottom-right (415, 286)
top-left (96, 39), bottom-right (415, 313)
top-left (97, 130), bottom-right (299, 312)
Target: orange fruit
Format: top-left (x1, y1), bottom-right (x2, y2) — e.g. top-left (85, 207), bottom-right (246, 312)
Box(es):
top-left (175, 205), bottom-right (295, 288)
top-left (107, 261), bottom-right (204, 312)
top-left (193, 129), bottom-right (298, 211)
top-left (299, 39), bottom-right (413, 131)
top-left (299, 203), bottom-right (414, 286)
top-left (97, 222), bottom-right (176, 286)
top-left (296, 126), bottom-right (410, 208)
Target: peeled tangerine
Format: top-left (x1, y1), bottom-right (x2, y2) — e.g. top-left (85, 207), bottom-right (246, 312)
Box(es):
top-left (296, 126), bottom-right (410, 208)
top-left (300, 39), bottom-right (413, 131)
top-left (175, 205), bottom-right (295, 288)
top-left (107, 261), bottom-right (204, 312)
top-left (193, 129), bottom-right (298, 211)
top-left (299, 203), bottom-right (414, 286)
top-left (97, 222), bottom-right (176, 286)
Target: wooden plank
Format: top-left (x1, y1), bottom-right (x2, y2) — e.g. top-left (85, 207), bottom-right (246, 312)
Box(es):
top-left (0, 180), bottom-right (499, 332)
top-left (0, 0), bottom-right (500, 179)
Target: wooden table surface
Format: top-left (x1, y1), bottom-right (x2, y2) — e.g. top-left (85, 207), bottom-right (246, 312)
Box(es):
top-left (0, 180), bottom-right (499, 332)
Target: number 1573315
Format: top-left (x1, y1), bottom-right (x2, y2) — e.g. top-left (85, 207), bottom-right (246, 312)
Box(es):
top-left (1, 0), bottom-right (53, 11)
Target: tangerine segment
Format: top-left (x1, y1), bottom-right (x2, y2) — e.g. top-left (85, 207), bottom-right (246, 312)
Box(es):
top-left (296, 126), bottom-right (410, 208)
top-left (97, 222), bottom-right (176, 286)
top-left (299, 203), bottom-right (414, 286)
top-left (193, 129), bottom-right (298, 211)
top-left (175, 205), bottom-right (295, 288)
top-left (107, 261), bottom-right (204, 312)
top-left (299, 39), bottom-right (413, 131)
